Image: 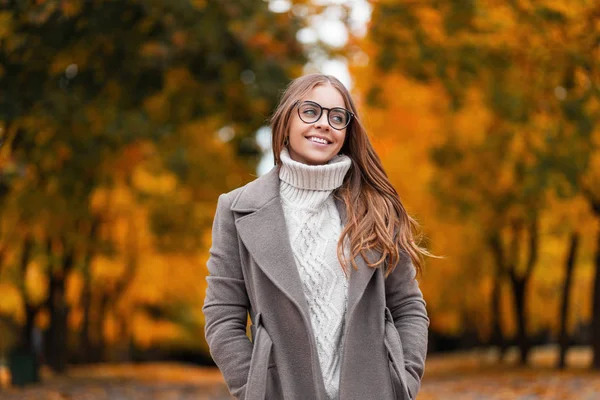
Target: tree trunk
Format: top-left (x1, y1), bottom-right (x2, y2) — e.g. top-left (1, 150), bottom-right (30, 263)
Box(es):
top-left (488, 233), bottom-right (507, 360)
top-left (592, 223), bottom-right (600, 369)
top-left (580, 189), bottom-right (600, 370)
top-left (510, 274), bottom-right (530, 365)
top-left (46, 302), bottom-right (69, 372)
top-left (45, 242), bottom-right (74, 373)
top-left (89, 292), bottom-right (110, 362)
top-left (23, 304), bottom-right (37, 350)
top-left (18, 235), bottom-right (34, 350)
top-left (112, 313), bottom-right (133, 362)
top-left (490, 268), bottom-right (506, 360)
top-left (558, 232), bottom-right (579, 369)
top-left (506, 216), bottom-right (538, 366)
top-left (79, 273), bottom-right (92, 362)
top-left (79, 217), bottom-right (100, 363)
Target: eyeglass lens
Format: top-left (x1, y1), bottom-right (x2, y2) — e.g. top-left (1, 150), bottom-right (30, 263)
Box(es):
top-left (298, 102), bottom-right (350, 130)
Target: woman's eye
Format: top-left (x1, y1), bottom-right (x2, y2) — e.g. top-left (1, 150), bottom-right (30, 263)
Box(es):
top-left (302, 108), bottom-right (317, 115)
top-left (330, 112), bottom-right (346, 124)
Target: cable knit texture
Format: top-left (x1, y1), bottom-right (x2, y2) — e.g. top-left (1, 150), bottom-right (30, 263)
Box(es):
top-left (279, 148), bottom-right (351, 400)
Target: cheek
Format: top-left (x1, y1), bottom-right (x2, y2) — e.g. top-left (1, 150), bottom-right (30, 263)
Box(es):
top-left (335, 132), bottom-right (347, 149)
top-left (288, 118), bottom-right (305, 139)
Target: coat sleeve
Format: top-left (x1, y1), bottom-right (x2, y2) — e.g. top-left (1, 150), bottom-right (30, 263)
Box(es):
top-left (203, 193), bottom-right (252, 399)
top-left (385, 252), bottom-right (429, 399)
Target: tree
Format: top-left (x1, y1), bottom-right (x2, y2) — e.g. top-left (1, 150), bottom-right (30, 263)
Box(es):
top-left (355, 0), bottom-right (599, 364)
top-left (0, 0), bottom-right (306, 370)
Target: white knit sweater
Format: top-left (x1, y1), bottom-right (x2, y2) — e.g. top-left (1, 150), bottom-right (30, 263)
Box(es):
top-left (279, 149), bottom-right (352, 400)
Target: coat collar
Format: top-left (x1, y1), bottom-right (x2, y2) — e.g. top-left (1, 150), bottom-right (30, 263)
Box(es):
top-left (230, 167), bottom-right (280, 212)
top-left (231, 167), bottom-right (376, 321)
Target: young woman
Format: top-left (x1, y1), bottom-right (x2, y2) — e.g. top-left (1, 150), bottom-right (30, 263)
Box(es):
top-left (203, 74), bottom-right (430, 400)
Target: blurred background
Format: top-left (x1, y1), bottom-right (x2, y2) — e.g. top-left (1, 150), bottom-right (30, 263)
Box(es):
top-left (1, 0), bottom-right (599, 398)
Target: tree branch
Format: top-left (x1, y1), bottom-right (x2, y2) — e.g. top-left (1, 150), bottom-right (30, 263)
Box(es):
top-left (581, 182), bottom-right (600, 216)
top-left (508, 219), bottom-right (523, 278)
top-left (524, 213), bottom-right (539, 279)
top-left (488, 232), bottom-right (507, 277)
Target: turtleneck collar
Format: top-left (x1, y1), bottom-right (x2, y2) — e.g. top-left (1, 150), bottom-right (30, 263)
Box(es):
top-left (279, 148), bottom-right (351, 191)
top-left (278, 148), bottom-right (351, 209)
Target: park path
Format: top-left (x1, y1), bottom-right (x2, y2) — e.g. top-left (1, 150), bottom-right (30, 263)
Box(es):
top-left (0, 363), bottom-right (231, 400)
top-left (1, 347), bottom-right (600, 399)
top-left (418, 347), bottom-right (600, 400)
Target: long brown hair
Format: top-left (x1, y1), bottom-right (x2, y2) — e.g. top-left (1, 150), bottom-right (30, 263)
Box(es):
top-left (270, 73), bottom-right (431, 277)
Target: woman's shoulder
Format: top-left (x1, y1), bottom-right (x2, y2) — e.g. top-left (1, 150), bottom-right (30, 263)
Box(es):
top-left (220, 166), bottom-right (280, 211)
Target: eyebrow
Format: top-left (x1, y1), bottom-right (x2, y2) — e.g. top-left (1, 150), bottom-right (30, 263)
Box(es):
top-left (301, 100), bottom-right (347, 109)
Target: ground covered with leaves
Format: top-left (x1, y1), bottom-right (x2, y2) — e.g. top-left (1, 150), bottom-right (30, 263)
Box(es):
top-left (1, 347), bottom-right (599, 399)
top-left (418, 347), bottom-right (600, 400)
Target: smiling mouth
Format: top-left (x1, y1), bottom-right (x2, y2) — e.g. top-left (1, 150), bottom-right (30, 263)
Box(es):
top-left (307, 136), bottom-right (331, 145)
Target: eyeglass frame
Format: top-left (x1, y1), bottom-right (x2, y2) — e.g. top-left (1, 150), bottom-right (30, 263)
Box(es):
top-left (293, 100), bottom-right (354, 131)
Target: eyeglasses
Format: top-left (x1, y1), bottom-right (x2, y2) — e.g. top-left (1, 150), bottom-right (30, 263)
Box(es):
top-left (295, 100), bottom-right (354, 130)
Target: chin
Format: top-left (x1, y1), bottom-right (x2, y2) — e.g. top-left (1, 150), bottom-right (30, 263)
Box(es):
top-left (290, 144), bottom-right (339, 165)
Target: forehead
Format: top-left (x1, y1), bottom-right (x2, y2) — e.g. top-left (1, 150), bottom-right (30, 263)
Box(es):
top-left (301, 84), bottom-right (345, 108)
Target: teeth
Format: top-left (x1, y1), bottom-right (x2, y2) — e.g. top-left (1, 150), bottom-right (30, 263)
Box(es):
top-left (309, 137), bottom-right (328, 144)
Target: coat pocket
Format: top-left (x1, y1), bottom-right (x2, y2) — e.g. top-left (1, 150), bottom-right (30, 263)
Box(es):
top-left (266, 363), bottom-right (283, 399)
top-left (246, 313), bottom-right (281, 400)
top-left (384, 307), bottom-right (411, 400)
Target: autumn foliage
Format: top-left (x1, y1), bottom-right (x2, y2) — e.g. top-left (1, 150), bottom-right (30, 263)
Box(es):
top-left (0, 0), bottom-right (305, 372)
top-left (1, 0), bottom-right (600, 379)
top-left (351, 0), bottom-right (600, 368)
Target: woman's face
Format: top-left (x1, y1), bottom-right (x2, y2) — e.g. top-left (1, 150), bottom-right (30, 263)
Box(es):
top-left (287, 84), bottom-right (348, 165)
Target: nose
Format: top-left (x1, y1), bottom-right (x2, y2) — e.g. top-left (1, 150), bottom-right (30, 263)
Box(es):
top-left (314, 110), bottom-right (330, 130)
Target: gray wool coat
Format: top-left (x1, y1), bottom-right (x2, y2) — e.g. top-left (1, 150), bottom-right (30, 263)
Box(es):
top-left (202, 167), bottom-right (429, 400)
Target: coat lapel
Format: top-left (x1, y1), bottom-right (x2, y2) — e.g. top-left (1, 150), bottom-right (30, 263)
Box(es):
top-left (231, 168), bottom-right (310, 318)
